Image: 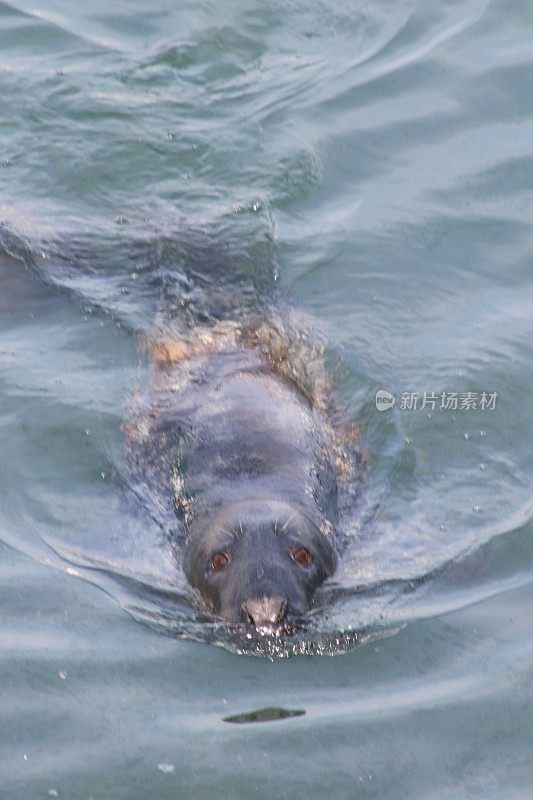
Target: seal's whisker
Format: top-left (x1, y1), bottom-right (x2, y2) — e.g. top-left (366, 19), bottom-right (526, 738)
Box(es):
top-left (280, 512), bottom-right (297, 533)
top-left (304, 604), bottom-right (327, 618)
top-left (217, 526), bottom-right (236, 540)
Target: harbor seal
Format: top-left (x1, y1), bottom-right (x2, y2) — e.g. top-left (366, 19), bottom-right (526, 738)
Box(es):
top-left (129, 313), bottom-right (360, 636)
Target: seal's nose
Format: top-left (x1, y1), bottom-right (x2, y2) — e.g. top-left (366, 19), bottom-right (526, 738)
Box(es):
top-left (241, 597), bottom-right (288, 634)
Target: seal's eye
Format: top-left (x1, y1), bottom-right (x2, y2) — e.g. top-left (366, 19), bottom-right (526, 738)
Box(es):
top-left (291, 546), bottom-right (313, 567)
top-left (211, 552), bottom-right (229, 572)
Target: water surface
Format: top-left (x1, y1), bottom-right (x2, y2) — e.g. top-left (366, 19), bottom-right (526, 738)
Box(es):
top-left (1, 0), bottom-right (532, 796)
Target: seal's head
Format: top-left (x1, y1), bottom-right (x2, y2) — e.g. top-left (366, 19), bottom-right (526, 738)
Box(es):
top-left (183, 500), bottom-right (337, 635)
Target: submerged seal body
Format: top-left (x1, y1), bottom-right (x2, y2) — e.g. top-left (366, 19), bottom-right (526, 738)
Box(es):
top-left (129, 315), bottom-right (359, 635)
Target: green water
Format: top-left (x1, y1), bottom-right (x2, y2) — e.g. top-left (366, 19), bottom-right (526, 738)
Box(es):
top-left (1, 0), bottom-right (532, 796)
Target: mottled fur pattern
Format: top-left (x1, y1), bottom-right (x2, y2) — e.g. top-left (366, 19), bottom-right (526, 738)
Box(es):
top-left (126, 310), bottom-right (363, 545)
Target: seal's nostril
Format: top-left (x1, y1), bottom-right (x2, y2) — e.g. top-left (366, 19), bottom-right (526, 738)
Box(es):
top-left (241, 597), bottom-right (288, 628)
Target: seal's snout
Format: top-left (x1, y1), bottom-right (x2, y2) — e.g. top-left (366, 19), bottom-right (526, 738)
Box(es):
top-left (241, 597), bottom-right (288, 635)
